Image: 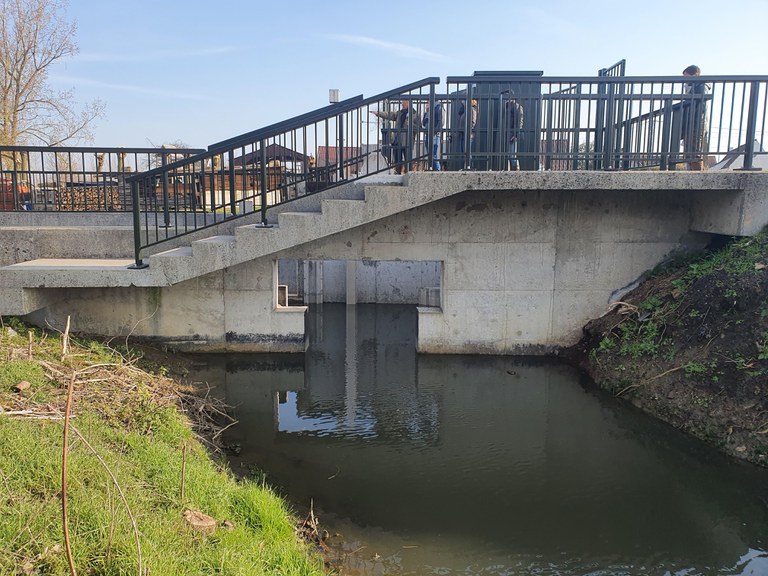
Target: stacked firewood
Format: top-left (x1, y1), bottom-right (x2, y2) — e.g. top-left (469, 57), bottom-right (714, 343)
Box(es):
top-left (57, 186), bottom-right (122, 211)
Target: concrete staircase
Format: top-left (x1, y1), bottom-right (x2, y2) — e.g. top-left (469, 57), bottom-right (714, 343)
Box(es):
top-left (0, 173), bottom-right (443, 313)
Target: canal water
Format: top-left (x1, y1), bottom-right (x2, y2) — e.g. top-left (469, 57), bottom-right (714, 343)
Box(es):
top-left (193, 304), bottom-right (768, 575)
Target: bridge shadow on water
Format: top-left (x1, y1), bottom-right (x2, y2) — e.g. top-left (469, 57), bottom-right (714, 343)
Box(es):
top-left (188, 303), bottom-right (768, 576)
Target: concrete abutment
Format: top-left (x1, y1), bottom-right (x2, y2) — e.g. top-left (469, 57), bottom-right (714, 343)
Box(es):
top-left (3, 172), bottom-right (767, 354)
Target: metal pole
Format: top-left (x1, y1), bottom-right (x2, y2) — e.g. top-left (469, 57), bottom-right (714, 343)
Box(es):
top-left (227, 149), bottom-right (237, 212)
top-left (161, 153), bottom-right (170, 227)
top-left (259, 142), bottom-right (269, 225)
top-left (338, 114), bottom-right (345, 181)
top-left (737, 81), bottom-right (761, 171)
top-left (129, 180), bottom-right (148, 268)
top-left (427, 85), bottom-right (435, 170)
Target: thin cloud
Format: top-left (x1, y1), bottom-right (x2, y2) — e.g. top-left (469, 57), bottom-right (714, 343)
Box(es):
top-left (76, 46), bottom-right (236, 63)
top-left (326, 34), bottom-right (448, 62)
top-left (50, 75), bottom-right (218, 102)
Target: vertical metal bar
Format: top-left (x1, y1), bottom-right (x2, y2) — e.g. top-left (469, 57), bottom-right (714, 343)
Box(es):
top-left (227, 149), bottom-right (236, 212)
top-left (338, 112), bottom-right (345, 181)
top-left (660, 96), bottom-right (673, 171)
top-left (161, 152), bottom-right (170, 227)
top-left (738, 80), bottom-right (760, 171)
top-left (427, 84), bottom-right (435, 171)
top-left (259, 142), bottom-right (268, 224)
top-left (130, 179), bottom-right (147, 268)
top-left (544, 93), bottom-right (553, 171)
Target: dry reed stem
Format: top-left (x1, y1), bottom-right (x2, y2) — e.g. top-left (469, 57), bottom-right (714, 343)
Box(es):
top-left (62, 372), bottom-right (77, 576)
top-left (61, 316), bottom-right (71, 361)
top-left (71, 426), bottom-right (143, 576)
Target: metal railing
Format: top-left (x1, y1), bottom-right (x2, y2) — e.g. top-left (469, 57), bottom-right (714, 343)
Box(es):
top-left (126, 78), bottom-right (441, 266)
top-left (1, 73), bottom-right (766, 268)
top-left (0, 146), bottom-right (204, 212)
top-left (444, 74), bottom-right (767, 172)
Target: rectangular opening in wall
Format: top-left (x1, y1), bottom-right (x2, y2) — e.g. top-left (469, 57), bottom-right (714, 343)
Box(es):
top-left (278, 259), bottom-right (442, 306)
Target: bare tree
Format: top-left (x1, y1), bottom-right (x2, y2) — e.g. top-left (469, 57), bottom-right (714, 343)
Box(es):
top-left (0, 0), bottom-right (104, 146)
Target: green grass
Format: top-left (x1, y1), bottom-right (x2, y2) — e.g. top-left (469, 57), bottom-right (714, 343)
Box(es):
top-left (0, 320), bottom-right (325, 576)
top-left (595, 228), bottom-right (768, 361)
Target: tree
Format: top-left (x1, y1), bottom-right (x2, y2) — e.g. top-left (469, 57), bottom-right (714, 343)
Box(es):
top-left (0, 0), bottom-right (103, 147)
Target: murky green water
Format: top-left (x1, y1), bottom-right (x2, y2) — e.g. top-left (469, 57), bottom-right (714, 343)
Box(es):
top-left (193, 304), bottom-right (768, 575)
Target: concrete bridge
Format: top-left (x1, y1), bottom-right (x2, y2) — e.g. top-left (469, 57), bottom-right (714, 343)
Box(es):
top-left (1, 171), bottom-right (767, 354)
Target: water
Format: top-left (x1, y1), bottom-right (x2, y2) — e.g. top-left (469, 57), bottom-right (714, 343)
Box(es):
top-left (192, 304), bottom-right (768, 575)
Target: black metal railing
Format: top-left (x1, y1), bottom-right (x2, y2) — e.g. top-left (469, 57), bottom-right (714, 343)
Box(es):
top-left (2, 72), bottom-right (766, 269)
top-left (0, 146), bottom-right (204, 212)
top-left (126, 78), bottom-right (441, 266)
top-left (444, 73), bottom-right (767, 172)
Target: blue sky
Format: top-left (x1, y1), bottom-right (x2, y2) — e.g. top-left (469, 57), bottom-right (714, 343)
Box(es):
top-left (52, 0), bottom-right (767, 148)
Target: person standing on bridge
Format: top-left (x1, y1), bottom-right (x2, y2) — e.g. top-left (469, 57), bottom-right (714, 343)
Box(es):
top-left (371, 99), bottom-right (420, 175)
top-left (422, 100), bottom-right (444, 171)
top-left (680, 64), bottom-right (709, 171)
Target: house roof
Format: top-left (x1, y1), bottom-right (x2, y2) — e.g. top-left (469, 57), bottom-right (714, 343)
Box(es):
top-left (316, 146), bottom-right (363, 166)
top-left (233, 143), bottom-right (308, 166)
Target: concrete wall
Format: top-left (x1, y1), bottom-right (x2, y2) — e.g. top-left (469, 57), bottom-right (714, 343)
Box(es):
top-left (24, 183), bottom-right (712, 354)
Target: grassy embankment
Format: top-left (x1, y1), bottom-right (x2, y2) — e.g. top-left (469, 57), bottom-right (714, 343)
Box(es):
top-left (0, 317), bottom-right (325, 575)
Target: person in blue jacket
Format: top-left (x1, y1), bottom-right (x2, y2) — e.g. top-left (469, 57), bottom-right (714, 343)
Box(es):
top-left (422, 101), bottom-right (444, 171)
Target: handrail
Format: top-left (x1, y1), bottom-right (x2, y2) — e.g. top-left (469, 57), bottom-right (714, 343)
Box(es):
top-left (127, 77), bottom-right (442, 266)
top-left (3, 73), bottom-right (761, 268)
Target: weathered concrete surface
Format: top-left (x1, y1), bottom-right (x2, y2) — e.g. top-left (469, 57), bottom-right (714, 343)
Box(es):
top-left (3, 171), bottom-right (768, 354)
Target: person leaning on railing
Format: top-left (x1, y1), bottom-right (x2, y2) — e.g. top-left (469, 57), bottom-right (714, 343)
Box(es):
top-left (680, 64), bottom-right (709, 171)
top-left (371, 99), bottom-right (420, 175)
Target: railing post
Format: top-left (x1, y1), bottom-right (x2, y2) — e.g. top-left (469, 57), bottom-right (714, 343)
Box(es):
top-left (161, 153), bottom-right (170, 227)
top-left (228, 149), bottom-right (237, 212)
top-left (10, 168), bottom-right (18, 210)
top-left (544, 95), bottom-right (553, 171)
top-left (259, 142), bottom-right (269, 225)
top-left (737, 81), bottom-right (762, 171)
top-left (129, 179), bottom-right (148, 269)
top-left (603, 82), bottom-right (616, 169)
top-left (427, 84), bottom-right (435, 171)
top-left (660, 96), bottom-right (673, 171)
top-left (338, 113), bottom-right (345, 181)
top-left (462, 92), bottom-right (471, 170)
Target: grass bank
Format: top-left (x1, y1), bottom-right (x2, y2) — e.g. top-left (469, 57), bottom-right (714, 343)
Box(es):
top-left (0, 317), bottom-right (325, 575)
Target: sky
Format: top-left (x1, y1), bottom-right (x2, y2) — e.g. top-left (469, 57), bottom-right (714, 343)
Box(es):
top-left (50, 0), bottom-right (768, 149)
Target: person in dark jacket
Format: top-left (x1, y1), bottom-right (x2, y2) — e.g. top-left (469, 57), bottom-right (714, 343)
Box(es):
top-left (371, 99), bottom-right (419, 175)
top-left (422, 101), bottom-right (444, 171)
top-left (680, 64), bottom-right (709, 171)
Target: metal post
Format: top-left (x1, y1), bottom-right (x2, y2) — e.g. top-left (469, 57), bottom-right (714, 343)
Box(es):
top-left (737, 81), bottom-right (762, 171)
top-left (338, 114), bottom-right (345, 181)
top-left (258, 142), bottom-right (270, 226)
top-left (427, 85), bottom-right (435, 170)
top-left (161, 153), bottom-right (170, 227)
top-left (660, 97), bottom-right (673, 171)
top-left (227, 149), bottom-right (236, 212)
top-left (129, 180), bottom-right (148, 269)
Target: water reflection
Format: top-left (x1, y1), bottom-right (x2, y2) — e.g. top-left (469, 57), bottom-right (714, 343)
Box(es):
top-left (194, 304), bottom-right (768, 575)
